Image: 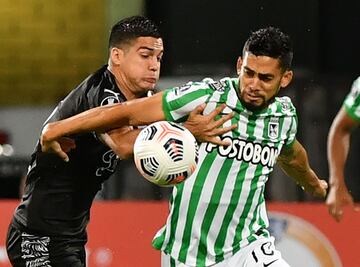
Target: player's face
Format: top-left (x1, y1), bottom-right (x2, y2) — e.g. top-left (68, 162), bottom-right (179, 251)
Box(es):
top-left (237, 52), bottom-right (293, 111)
top-left (111, 37), bottom-right (163, 98)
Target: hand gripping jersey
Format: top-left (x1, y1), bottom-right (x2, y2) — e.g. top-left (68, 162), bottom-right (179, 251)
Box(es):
top-left (343, 76), bottom-right (360, 122)
top-left (13, 65), bottom-right (127, 237)
top-left (153, 78), bottom-right (298, 266)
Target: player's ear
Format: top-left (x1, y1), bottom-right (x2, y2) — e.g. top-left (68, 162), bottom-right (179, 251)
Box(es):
top-left (236, 56), bottom-right (243, 76)
top-left (280, 70), bottom-right (293, 88)
top-left (110, 47), bottom-right (124, 66)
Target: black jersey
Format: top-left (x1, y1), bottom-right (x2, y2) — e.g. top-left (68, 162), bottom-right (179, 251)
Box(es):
top-left (13, 65), bottom-right (128, 237)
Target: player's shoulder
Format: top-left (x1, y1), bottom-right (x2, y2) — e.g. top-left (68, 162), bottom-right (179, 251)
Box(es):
top-left (349, 76), bottom-right (360, 97)
top-left (164, 77), bottom-right (234, 101)
top-left (167, 77), bottom-right (216, 94)
top-left (200, 77), bottom-right (235, 92)
top-left (352, 76), bottom-right (360, 86)
top-left (72, 65), bottom-right (108, 93)
top-left (75, 65), bottom-right (124, 107)
top-left (87, 64), bottom-right (108, 82)
top-left (274, 96), bottom-right (297, 115)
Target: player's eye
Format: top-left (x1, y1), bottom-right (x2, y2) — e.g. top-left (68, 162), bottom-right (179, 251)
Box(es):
top-left (261, 77), bottom-right (271, 82)
top-left (259, 75), bottom-right (273, 82)
top-left (244, 69), bottom-right (254, 77)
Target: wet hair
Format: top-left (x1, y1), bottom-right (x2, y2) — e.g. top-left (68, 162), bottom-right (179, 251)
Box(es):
top-left (243, 27), bottom-right (293, 70)
top-left (108, 16), bottom-right (161, 49)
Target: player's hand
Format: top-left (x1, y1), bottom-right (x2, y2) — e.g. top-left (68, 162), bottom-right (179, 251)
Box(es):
top-left (301, 178), bottom-right (328, 199)
top-left (326, 182), bottom-right (359, 222)
top-left (183, 104), bottom-right (237, 146)
top-left (40, 129), bottom-right (75, 162)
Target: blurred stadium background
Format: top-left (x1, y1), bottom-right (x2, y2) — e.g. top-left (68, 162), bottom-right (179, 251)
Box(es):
top-left (0, 1), bottom-right (359, 266)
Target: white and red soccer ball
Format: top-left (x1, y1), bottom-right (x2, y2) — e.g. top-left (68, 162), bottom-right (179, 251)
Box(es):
top-left (134, 121), bottom-right (198, 186)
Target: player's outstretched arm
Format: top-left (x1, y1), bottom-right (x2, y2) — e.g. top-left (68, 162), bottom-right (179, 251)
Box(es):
top-left (183, 104), bottom-right (237, 146)
top-left (41, 92), bottom-right (165, 159)
top-left (326, 107), bottom-right (359, 222)
top-left (277, 140), bottom-right (328, 198)
top-left (101, 104), bottom-right (237, 159)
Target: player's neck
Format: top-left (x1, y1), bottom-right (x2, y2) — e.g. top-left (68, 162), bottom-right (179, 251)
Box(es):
top-left (108, 65), bottom-right (138, 100)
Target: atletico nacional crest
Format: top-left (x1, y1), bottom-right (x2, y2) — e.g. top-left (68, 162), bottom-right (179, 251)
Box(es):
top-left (268, 122), bottom-right (279, 139)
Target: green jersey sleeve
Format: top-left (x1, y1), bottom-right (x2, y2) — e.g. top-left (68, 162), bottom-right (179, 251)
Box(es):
top-left (162, 81), bottom-right (214, 122)
top-left (343, 76), bottom-right (360, 122)
top-left (276, 96), bottom-right (298, 147)
top-left (284, 115), bottom-right (298, 147)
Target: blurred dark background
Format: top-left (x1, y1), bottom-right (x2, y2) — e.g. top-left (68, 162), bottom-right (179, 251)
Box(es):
top-left (0, 0), bottom-right (359, 201)
top-left (146, 0), bottom-right (359, 76)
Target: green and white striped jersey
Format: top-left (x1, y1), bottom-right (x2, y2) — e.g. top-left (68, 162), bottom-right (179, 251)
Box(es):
top-left (344, 76), bottom-right (360, 122)
top-left (153, 77), bottom-right (298, 266)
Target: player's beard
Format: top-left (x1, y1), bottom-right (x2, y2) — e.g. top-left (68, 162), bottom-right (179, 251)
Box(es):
top-left (240, 96), bottom-right (273, 111)
top-left (238, 87), bottom-right (280, 112)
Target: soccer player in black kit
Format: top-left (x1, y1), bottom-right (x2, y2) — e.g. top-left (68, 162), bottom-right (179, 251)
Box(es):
top-left (5, 16), bottom-right (234, 267)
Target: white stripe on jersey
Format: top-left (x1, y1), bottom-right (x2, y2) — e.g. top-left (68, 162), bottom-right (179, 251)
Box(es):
top-left (170, 95), bottom-right (209, 121)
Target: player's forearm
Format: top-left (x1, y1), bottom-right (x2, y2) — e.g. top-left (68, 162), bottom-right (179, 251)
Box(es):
top-left (42, 91), bottom-right (165, 142)
top-left (101, 128), bottom-right (142, 159)
top-left (42, 104), bottom-right (128, 142)
top-left (279, 153), bottom-right (319, 189)
top-left (278, 141), bottom-right (320, 190)
top-left (327, 121), bottom-right (350, 187)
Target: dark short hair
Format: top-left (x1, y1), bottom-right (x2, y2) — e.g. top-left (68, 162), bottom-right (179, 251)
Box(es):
top-left (243, 27), bottom-right (293, 70)
top-left (108, 16), bottom-right (161, 48)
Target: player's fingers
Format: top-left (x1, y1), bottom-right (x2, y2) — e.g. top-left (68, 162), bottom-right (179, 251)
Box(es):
top-left (319, 180), bottom-right (328, 198)
top-left (62, 144), bottom-right (76, 153)
top-left (212, 112), bottom-right (235, 128)
top-left (328, 206), bottom-right (336, 220)
top-left (335, 210), bottom-right (343, 222)
top-left (61, 138), bottom-right (76, 150)
top-left (320, 179), bottom-right (328, 190)
top-left (213, 124), bottom-right (237, 135)
top-left (208, 104), bottom-right (227, 119)
top-left (69, 142), bottom-right (76, 149)
top-left (191, 104), bottom-right (206, 115)
top-left (56, 149), bottom-right (69, 162)
top-left (347, 198), bottom-right (360, 212)
top-left (329, 206), bottom-right (343, 222)
top-left (51, 142), bottom-right (69, 162)
top-left (62, 137), bottom-right (76, 144)
top-left (208, 136), bottom-right (231, 146)
top-left (333, 214), bottom-right (342, 223)
top-left (41, 142), bottom-right (54, 153)
top-left (60, 138), bottom-right (74, 145)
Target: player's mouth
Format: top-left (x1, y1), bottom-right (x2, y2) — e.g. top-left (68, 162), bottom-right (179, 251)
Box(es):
top-left (246, 92), bottom-right (262, 101)
top-left (144, 78), bottom-right (157, 84)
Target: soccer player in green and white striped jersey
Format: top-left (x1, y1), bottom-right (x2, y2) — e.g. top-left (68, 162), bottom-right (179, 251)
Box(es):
top-left (326, 76), bottom-right (360, 222)
top-left (152, 28), bottom-right (326, 267)
top-left (41, 27), bottom-right (328, 267)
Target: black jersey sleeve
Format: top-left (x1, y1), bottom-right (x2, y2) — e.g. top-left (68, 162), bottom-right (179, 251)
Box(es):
top-left (43, 65), bottom-right (123, 125)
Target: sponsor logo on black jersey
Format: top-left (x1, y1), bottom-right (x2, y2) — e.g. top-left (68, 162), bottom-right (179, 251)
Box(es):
top-left (96, 150), bottom-right (118, 176)
top-left (101, 89), bottom-right (121, 106)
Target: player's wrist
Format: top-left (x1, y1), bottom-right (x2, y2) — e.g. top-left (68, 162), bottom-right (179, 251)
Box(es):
top-left (41, 123), bottom-right (58, 142)
top-left (329, 180), bottom-right (346, 189)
